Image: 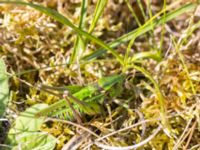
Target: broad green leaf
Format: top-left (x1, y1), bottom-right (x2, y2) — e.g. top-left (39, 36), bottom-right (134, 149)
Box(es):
top-left (0, 1), bottom-right (123, 65)
top-left (7, 104), bottom-right (49, 145)
top-left (82, 3), bottom-right (197, 61)
top-left (12, 132), bottom-right (56, 150)
top-left (0, 58), bottom-right (9, 117)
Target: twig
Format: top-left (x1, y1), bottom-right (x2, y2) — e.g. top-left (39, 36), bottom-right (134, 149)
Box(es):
top-left (45, 117), bottom-right (100, 140)
top-left (94, 125), bottom-right (162, 150)
top-left (173, 118), bottom-right (193, 150)
top-left (189, 144), bottom-right (200, 150)
top-left (61, 130), bottom-right (90, 150)
top-left (95, 118), bottom-right (156, 142)
top-left (135, 109), bottom-right (146, 139)
top-left (183, 120), bottom-right (197, 150)
top-left (0, 144), bottom-right (13, 149)
top-left (0, 118), bottom-right (8, 121)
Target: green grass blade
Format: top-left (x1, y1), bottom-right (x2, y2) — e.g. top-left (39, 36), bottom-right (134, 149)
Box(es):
top-left (70, 36), bottom-right (85, 64)
top-left (146, 0), bottom-right (153, 30)
top-left (70, 0), bottom-right (108, 63)
top-left (130, 51), bottom-right (162, 62)
top-left (137, 0), bottom-right (147, 21)
top-left (129, 64), bottom-right (171, 132)
top-left (172, 37), bottom-right (196, 95)
top-left (125, 0), bottom-right (142, 27)
top-left (0, 1), bottom-right (123, 65)
top-left (88, 0), bottom-right (108, 33)
top-left (78, 0), bottom-right (88, 29)
top-left (82, 2), bottom-right (197, 61)
top-left (70, 0), bottom-right (88, 64)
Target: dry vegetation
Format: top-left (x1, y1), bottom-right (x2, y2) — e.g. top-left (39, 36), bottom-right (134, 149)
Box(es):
top-left (0, 0), bottom-right (200, 150)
